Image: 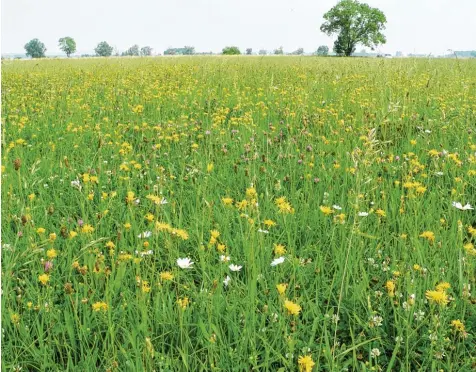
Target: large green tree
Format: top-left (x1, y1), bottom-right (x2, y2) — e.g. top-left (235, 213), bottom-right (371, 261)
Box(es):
top-left (58, 37), bottom-right (76, 57)
top-left (320, 0), bottom-right (386, 56)
top-left (222, 46), bottom-right (241, 55)
top-left (94, 41), bottom-right (114, 57)
top-left (24, 39), bottom-right (47, 58)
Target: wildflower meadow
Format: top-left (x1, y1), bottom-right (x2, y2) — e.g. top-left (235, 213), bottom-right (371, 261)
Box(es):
top-left (2, 56), bottom-right (476, 371)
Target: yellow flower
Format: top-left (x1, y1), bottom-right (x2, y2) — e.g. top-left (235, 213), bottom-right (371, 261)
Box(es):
top-left (210, 230), bottom-right (220, 239)
top-left (207, 163), bottom-right (214, 173)
top-left (36, 227), bottom-right (46, 234)
top-left (177, 297), bottom-right (190, 309)
top-left (171, 228), bottom-right (189, 240)
top-left (263, 219), bottom-right (276, 227)
top-left (246, 187), bottom-right (257, 199)
top-left (124, 222), bottom-right (132, 230)
top-left (145, 213), bottom-right (155, 222)
top-left (385, 280), bottom-right (395, 297)
top-left (92, 302), bottom-right (108, 312)
top-left (435, 282), bottom-right (451, 292)
top-left (46, 249), bottom-right (57, 259)
top-left (156, 221), bottom-right (172, 231)
top-left (320, 206), bottom-right (334, 216)
top-left (298, 355), bottom-right (315, 372)
top-left (451, 319), bottom-right (465, 332)
top-left (105, 241), bottom-right (115, 249)
top-left (49, 233), bottom-right (57, 242)
top-left (81, 224), bottom-right (94, 234)
top-left (415, 186), bottom-right (427, 195)
top-left (222, 197), bottom-right (233, 206)
top-left (284, 300), bottom-right (301, 316)
top-left (10, 313), bottom-right (21, 325)
top-left (69, 231), bottom-right (78, 239)
top-left (375, 209), bottom-right (386, 217)
top-left (160, 271), bottom-right (174, 281)
top-left (28, 193), bottom-right (36, 201)
top-left (141, 281), bottom-right (151, 293)
top-left (425, 290), bottom-right (448, 306)
top-left (276, 283), bottom-right (288, 295)
top-left (419, 231), bottom-right (435, 244)
top-left (82, 173), bottom-right (90, 183)
top-left (274, 244), bottom-right (286, 256)
top-left (38, 274), bottom-right (50, 286)
top-left (126, 191), bottom-right (135, 204)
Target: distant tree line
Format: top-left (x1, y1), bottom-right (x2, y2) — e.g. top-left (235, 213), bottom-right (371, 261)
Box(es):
top-left (23, 1), bottom-right (476, 59)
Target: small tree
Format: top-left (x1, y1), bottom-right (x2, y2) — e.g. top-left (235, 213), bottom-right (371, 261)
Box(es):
top-left (24, 39), bottom-right (47, 58)
top-left (164, 48), bottom-right (176, 55)
top-left (316, 45), bottom-right (329, 56)
top-left (222, 46), bottom-right (241, 55)
top-left (183, 46), bottom-right (195, 55)
top-left (273, 47), bottom-right (284, 55)
top-left (58, 37), bottom-right (76, 57)
top-left (320, 0), bottom-right (387, 57)
top-left (141, 46), bottom-right (153, 56)
top-left (292, 48), bottom-right (304, 55)
top-left (122, 44), bottom-right (140, 56)
top-left (246, 48), bottom-right (253, 55)
top-left (94, 41), bottom-right (114, 57)
top-left (258, 49), bottom-right (267, 55)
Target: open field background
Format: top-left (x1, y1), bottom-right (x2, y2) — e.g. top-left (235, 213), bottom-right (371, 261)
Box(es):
top-left (2, 57), bottom-right (476, 371)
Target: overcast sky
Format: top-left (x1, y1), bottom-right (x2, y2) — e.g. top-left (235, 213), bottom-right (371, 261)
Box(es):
top-left (1, 0), bottom-right (475, 55)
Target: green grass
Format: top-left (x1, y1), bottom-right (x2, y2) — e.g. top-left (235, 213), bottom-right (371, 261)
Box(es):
top-left (2, 56), bottom-right (476, 371)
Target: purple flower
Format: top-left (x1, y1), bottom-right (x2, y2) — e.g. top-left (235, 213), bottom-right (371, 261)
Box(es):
top-left (395, 156), bottom-right (400, 161)
top-left (298, 159), bottom-right (303, 165)
top-left (44, 261), bottom-right (54, 272)
top-left (78, 219), bottom-right (84, 227)
top-left (17, 231), bottom-right (23, 237)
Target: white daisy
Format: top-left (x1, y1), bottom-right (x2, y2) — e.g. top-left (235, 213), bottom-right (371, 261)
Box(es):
top-left (452, 202), bottom-right (474, 211)
top-left (177, 257), bottom-right (194, 269)
top-left (271, 257), bottom-right (285, 266)
top-left (138, 231), bottom-right (152, 238)
top-left (358, 212), bottom-right (369, 217)
top-left (229, 264), bottom-right (242, 272)
top-left (223, 275), bottom-right (231, 287)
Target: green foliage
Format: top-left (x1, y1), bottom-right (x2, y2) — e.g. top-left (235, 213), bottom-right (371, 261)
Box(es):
top-left (273, 46), bottom-right (284, 55)
top-left (164, 46), bottom-right (195, 55)
top-left (222, 46), bottom-right (241, 55)
top-left (258, 49), bottom-right (267, 55)
top-left (58, 37), bottom-right (76, 57)
top-left (140, 46), bottom-right (153, 56)
top-left (320, 0), bottom-right (387, 56)
top-left (94, 41), bottom-right (114, 57)
top-left (2, 57), bottom-right (476, 371)
top-left (24, 39), bottom-right (47, 58)
top-left (292, 48), bottom-right (304, 55)
top-left (246, 48), bottom-right (253, 55)
top-left (122, 44), bottom-right (140, 57)
top-left (316, 45), bottom-right (329, 56)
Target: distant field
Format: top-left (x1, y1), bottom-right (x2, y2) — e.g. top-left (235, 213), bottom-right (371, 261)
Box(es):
top-left (2, 57), bottom-right (476, 371)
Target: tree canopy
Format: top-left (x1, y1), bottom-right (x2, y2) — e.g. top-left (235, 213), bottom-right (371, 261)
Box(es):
top-left (58, 37), bottom-right (76, 57)
top-left (316, 45), bottom-right (329, 56)
top-left (320, 0), bottom-right (387, 56)
top-left (94, 41), bottom-right (114, 57)
top-left (24, 39), bottom-right (47, 58)
top-left (222, 46), bottom-right (241, 55)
